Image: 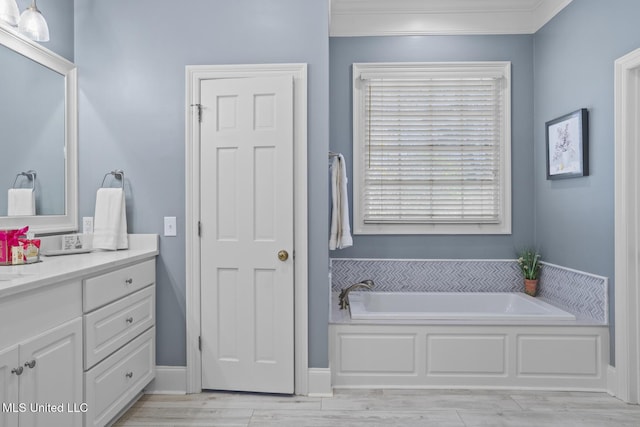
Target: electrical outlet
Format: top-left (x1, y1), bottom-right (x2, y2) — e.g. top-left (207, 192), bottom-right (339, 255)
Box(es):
top-left (82, 217), bottom-right (94, 234)
top-left (164, 216), bottom-right (177, 236)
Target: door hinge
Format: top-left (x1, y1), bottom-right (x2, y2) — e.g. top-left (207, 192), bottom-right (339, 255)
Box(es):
top-left (198, 221), bottom-right (201, 237)
top-left (191, 103), bottom-right (202, 123)
top-left (198, 336), bottom-right (201, 351)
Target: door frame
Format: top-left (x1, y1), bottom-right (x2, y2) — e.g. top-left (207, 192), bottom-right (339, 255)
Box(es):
top-left (185, 63), bottom-right (308, 394)
top-left (614, 47), bottom-right (640, 404)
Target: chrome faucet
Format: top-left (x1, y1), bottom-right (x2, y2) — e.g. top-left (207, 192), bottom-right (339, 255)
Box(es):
top-left (338, 279), bottom-right (374, 310)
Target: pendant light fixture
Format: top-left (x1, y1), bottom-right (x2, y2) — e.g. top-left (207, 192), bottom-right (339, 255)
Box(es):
top-left (0, 0), bottom-right (20, 26)
top-left (18, 0), bottom-right (49, 42)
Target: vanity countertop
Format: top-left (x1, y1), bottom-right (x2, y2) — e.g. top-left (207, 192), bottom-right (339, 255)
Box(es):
top-left (0, 234), bottom-right (158, 299)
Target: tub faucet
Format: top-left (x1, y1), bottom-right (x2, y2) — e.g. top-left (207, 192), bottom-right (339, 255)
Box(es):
top-left (338, 279), bottom-right (374, 310)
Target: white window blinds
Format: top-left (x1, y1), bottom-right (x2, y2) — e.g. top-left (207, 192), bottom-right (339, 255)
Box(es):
top-left (361, 74), bottom-right (505, 225)
top-left (352, 62), bottom-right (511, 235)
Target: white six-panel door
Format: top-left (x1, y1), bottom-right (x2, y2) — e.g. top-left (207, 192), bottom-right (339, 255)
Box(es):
top-left (199, 76), bottom-right (294, 394)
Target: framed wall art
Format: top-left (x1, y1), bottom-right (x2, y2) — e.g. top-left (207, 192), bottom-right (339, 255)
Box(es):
top-left (545, 108), bottom-right (589, 180)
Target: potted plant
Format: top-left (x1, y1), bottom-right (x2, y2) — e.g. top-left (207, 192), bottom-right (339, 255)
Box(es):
top-left (517, 249), bottom-right (541, 296)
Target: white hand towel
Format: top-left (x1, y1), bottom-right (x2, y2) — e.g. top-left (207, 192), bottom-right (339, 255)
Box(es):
top-left (7, 188), bottom-right (35, 216)
top-left (329, 154), bottom-right (353, 250)
top-left (93, 188), bottom-right (128, 250)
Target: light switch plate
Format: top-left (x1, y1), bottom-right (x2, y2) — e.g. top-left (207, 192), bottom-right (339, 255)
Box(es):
top-left (164, 216), bottom-right (177, 236)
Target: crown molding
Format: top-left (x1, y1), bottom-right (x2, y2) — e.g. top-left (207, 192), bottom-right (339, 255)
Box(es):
top-left (531, 0), bottom-right (573, 32)
top-left (330, 0), bottom-right (573, 36)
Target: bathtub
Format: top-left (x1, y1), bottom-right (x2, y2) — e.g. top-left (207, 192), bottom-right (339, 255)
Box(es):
top-left (348, 291), bottom-right (576, 321)
top-left (332, 291), bottom-right (608, 390)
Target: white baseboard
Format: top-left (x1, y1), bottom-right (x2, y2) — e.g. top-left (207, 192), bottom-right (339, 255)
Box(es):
top-left (147, 366), bottom-right (329, 396)
top-left (607, 364), bottom-right (617, 397)
top-left (145, 366), bottom-right (187, 394)
top-left (308, 368), bottom-right (332, 397)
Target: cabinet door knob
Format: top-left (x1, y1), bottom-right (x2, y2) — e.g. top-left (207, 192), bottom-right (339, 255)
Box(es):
top-left (11, 366), bottom-right (23, 375)
top-left (24, 360), bottom-right (36, 369)
top-left (125, 278), bottom-right (133, 285)
top-left (125, 371), bottom-right (134, 379)
top-left (126, 317), bottom-right (134, 324)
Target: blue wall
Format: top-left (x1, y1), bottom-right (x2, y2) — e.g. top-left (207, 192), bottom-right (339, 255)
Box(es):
top-left (329, 1), bottom-right (640, 365)
top-left (74, 0), bottom-right (330, 367)
top-left (533, 0), bottom-right (640, 359)
top-left (69, 0), bottom-right (640, 372)
top-left (330, 35), bottom-right (535, 259)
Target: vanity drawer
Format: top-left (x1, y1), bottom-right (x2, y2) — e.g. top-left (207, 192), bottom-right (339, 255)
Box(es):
top-left (84, 285), bottom-right (155, 370)
top-left (84, 259), bottom-right (155, 312)
top-left (84, 327), bottom-right (155, 427)
top-left (0, 280), bottom-right (81, 349)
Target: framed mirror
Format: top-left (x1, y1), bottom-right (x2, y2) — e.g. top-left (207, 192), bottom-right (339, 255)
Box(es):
top-left (0, 24), bottom-right (77, 234)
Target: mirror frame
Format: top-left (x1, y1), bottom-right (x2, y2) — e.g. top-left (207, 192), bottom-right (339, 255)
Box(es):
top-left (0, 24), bottom-right (77, 234)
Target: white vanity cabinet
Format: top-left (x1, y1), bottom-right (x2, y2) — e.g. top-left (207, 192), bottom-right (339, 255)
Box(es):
top-left (0, 280), bottom-right (83, 427)
top-left (18, 319), bottom-right (83, 427)
top-left (0, 234), bottom-right (158, 427)
top-left (0, 320), bottom-right (83, 427)
top-left (0, 345), bottom-right (19, 427)
top-left (82, 259), bottom-right (156, 427)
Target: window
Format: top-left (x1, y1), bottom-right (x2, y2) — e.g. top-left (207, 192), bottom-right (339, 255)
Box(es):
top-left (352, 62), bottom-right (511, 235)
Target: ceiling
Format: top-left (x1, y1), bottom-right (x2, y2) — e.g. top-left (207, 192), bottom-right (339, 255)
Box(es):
top-left (330, 0), bottom-right (574, 36)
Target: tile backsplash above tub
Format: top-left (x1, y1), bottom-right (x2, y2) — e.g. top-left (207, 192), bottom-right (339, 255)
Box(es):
top-left (330, 258), bottom-right (608, 324)
top-left (537, 262), bottom-right (608, 324)
top-left (330, 259), bottom-right (522, 293)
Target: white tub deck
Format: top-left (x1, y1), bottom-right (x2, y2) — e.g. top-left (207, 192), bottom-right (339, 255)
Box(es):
top-left (330, 292), bottom-right (608, 391)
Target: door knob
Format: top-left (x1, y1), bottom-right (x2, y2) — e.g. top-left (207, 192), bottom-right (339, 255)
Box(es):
top-left (277, 250), bottom-right (289, 262)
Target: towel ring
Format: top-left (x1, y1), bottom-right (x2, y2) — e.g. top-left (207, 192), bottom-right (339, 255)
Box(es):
top-left (100, 170), bottom-right (125, 189)
top-left (12, 170), bottom-right (36, 190)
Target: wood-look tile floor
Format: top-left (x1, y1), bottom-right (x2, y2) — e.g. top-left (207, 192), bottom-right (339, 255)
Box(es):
top-left (114, 389), bottom-right (640, 427)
